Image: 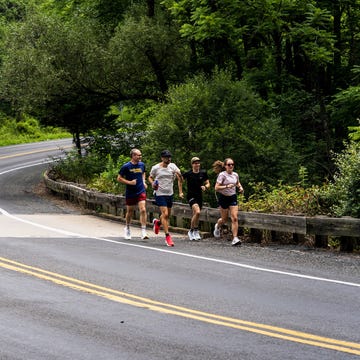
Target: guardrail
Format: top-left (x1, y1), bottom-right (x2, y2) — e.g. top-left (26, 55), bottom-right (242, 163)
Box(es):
top-left (43, 173), bottom-right (360, 252)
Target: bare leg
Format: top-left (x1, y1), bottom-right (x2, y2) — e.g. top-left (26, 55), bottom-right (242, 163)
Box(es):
top-left (125, 205), bottom-right (135, 225)
top-left (216, 207), bottom-right (229, 228)
top-left (229, 205), bottom-right (239, 238)
top-left (159, 206), bottom-right (171, 234)
top-left (191, 204), bottom-right (201, 229)
top-left (138, 200), bottom-right (147, 227)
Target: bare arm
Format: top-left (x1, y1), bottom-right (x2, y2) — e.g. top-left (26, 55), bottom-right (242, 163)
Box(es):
top-left (215, 181), bottom-right (229, 191)
top-left (237, 180), bottom-right (244, 193)
top-left (176, 172), bottom-right (184, 198)
top-left (148, 174), bottom-right (158, 189)
top-left (201, 179), bottom-right (210, 191)
top-left (117, 174), bottom-right (136, 186)
top-left (142, 172), bottom-right (148, 189)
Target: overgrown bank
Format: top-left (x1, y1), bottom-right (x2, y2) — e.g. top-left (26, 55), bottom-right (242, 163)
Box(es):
top-left (0, 116), bottom-right (70, 146)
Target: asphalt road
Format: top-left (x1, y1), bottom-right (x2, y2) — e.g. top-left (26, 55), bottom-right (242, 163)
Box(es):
top-left (0, 140), bottom-right (359, 360)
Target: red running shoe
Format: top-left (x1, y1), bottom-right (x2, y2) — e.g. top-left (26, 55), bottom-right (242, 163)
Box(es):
top-left (152, 218), bottom-right (161, 234)
top-left (165, 234), bottom-right (174, 247)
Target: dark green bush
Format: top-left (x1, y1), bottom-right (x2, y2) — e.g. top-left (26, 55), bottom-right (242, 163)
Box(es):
top-left (48, 150), bottom-right (106, 184)
top-left (320, 140), bottom-right (360, 218)
top-left (87, 154), bottom-right (127, 194)
top-left (143, 71), bottom-right (300, 188)
top-left (238, 182), bottom-right (323, 216)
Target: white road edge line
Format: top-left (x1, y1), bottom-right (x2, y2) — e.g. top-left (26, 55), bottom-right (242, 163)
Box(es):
top-left (0, 207), bottom-right (359, 288)
top-left (0, 160), bottom-right (52, 175)
top-left (1, 160), bottom-right (359, 289)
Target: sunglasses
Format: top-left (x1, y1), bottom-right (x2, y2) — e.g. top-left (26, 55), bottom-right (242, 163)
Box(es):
top-left (226, 163), bottom-right (234, 166)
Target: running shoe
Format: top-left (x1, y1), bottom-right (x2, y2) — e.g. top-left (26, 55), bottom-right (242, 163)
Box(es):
top-left (193, 229), bottom-right (201, 241)
top-left (213, 223), bottom-right (220, 238)
top-left (141, 230), bottom-right (149, 240)
top-left (231, 237), bottom-right (242, 246)
top-left (165, 234), bottom-right (174, 247)
top-left (124, 227), bottom-right (131, 240)
top-left (152, 218), bottom-right (161, 234)
top-left (188, 230), bottom-right (195, 241)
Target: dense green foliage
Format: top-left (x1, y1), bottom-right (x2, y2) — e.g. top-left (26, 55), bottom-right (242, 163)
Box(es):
top-left (48, 150), bottom-right (107, 184)
top-left (238, 166), bottom-right (324, 216)
top-left (321, 140), bottom-right (360, 218)
top-left (143, 72), bottom-right (299, 188)
top-left (0, 0), bottom-right (359, 219)
top-left (0, 115), bottom-right (70, 145)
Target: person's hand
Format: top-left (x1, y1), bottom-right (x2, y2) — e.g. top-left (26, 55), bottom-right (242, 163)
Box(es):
top-left (129, 179), bottom-right (136, 185)
top-left (179, 192), bottom-right (184, 199)
top-left (201, 186), bottom-right (206, 192)
top-left (227, 183), bottom-right (235, 188)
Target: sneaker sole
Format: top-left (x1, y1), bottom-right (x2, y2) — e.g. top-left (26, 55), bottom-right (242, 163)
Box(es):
top-left (232, 241), bottom-right (242, 246)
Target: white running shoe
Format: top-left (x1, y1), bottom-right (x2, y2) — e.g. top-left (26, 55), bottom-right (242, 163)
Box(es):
top-left (193, 229), bottom-right (201, 241)
top-left (213, 223), bottom-right (220, 238)
top-left (188, 230), bottom-right (195, 241)
top-left (141, 230), bottom-right (149, 240)
top-left (124, 227), bottom-right (131, 240)
top-left (231, 237), bottom-right (242, 246)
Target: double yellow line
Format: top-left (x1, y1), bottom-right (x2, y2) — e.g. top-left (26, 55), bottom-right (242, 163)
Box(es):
top-left (0, 145), bottom-right (72, 160)
top-left (1, 256), bottom-right (359, 356)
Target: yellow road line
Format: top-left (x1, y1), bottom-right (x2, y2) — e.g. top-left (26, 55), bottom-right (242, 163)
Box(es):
top-left (1, 256), bottom-right (359, 356)
top-left (0, 145), bottom-right (72, 160)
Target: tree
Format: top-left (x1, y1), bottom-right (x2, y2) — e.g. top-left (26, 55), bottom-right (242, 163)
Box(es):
top-left (329, 66), bottom-right (360, 147)
top-left (0, 3), bottom-right (190, 151)
top-left (107, 8), bottom-right (190, 97)
top-left (164, 0), bottom-right (342, 181)
top-left (0, 13), bottom-right (117, 150)
top-left (144, 71), bottom-right (300, 190)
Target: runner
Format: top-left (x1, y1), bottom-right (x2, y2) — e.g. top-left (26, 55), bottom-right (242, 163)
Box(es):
top-left (117, 148), bottom-right (148, 240)
top-left (212, 158), bottom-right (244, 246)
top-left (183, 156), bottom-right (210, 240)
top-left (148, 150), bottom-right (183, 246)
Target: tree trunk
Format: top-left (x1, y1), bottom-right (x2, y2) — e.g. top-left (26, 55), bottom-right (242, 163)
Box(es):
top-left (73, 130), bottom-right (82, 156)
top-left (145, 48), bottom-right (168, 94)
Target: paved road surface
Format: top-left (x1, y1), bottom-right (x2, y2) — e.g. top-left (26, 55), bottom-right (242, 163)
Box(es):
top-left (1, 140), bottom-right (359, 360)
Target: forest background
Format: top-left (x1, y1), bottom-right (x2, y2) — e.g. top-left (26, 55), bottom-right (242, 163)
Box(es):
top-left (0, 0), bottom-right (359, 224)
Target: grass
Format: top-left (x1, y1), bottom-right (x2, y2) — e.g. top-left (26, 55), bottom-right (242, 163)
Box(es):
top-left (0, 117), bottom-right (71, 146)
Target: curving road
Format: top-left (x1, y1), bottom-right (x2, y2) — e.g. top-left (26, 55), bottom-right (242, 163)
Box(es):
top-left (0, 140), bottom-right (359, 360)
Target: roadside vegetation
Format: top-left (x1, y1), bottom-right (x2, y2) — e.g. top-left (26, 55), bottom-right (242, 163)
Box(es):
top-left (49, 132), bottom-right (360, 218)
top-left (0, 1), bottom-right (359, 250)
top-left (0, 115), bottom-right (70, 146)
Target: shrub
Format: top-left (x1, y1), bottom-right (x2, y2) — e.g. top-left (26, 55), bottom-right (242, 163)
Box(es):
top-left (239, 182), bottom-right (323, 216)
top-left (320, 140), bottom-right (360, 218)
top-left (143, 71), bottom-right (300, 187)
top-left (87, 154), bottom-right (127, 194)
top-left (48, 150), bottom-right (106, 184)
